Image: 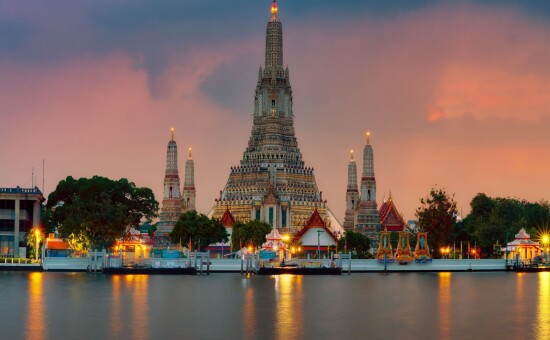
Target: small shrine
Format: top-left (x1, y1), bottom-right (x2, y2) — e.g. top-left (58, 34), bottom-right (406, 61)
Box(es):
top-left (377, 228), bottom-right (395, 263)
top-left (503, 228), bottom-right (541, 261)
top-left (378, 195), bottom-right (408, 232)
top-left (396, 231), bottom-right (413, 264)
top-left (414, 232), bottom-right (431, 263)
top-left (293, 209), bottom-right (337, 252)
top-left (262, 228), bottom-right (286, 250)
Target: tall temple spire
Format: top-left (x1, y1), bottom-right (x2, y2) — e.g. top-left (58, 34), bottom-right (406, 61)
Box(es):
top-left (356, 131), bottom-right (380, 246)
top-left (362, 131), bottom-right (375, 178)
top-left (183, 146), bottom-right (196, 212)
top-left (265, 0), bottom-right (283, 75)
top-left (158, 129), bottom-right (183, 235)
top-left (344, 148), bottom-right (359, 230)
top-left (211, 3), bottom-right (344, 234)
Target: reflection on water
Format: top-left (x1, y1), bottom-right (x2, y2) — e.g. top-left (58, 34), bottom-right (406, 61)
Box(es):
top-left (243, 279), bottom-right (256, 340)
top-left (26, 272), bottom-right (45, 340)
top-left (438, 273), bottom-right (451, 339)
top-left (125, 275), bottom-right (149, 340)
top-left (5, 272), bottom-right (550, 339)
top-left (274, 275), bottom-right (303, 339)
top-left (536, 272), bottom-right (550, 339)
top-left (111, 275), bottom-right (121, 338)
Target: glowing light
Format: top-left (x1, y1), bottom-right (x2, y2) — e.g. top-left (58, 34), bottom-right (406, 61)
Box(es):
top-left (273, 245), bottom-right (278, 251)
top-left (248, 246), bottom-right (253, 253)
top-left (282, 235), bottom-right (290, 242)
top-left (271, 1), bottom-right (278, 16)
top-left (542, 235), bottom-right (549, 245)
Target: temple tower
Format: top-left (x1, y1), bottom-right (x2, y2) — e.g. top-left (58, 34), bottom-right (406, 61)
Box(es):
top-left (356, 131), bottom-right (381, 245)
top-left (157, 128), bottom-right (184, 235)
top-left (211, 1), bottom-right (343, 235)
top-left (182, 147), bottom-right (196, 212)
top-left (343, 149), bottom-right (359, 230)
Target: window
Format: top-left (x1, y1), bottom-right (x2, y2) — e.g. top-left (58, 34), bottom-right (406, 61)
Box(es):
top-left (281, 209), bottom-right (287, 228)
top-left (272, 100), bottom-right (276, 108)
top-left (255, 208), bottom-right (261, 220)
top-left (269, 207), bottom-right (274, 227)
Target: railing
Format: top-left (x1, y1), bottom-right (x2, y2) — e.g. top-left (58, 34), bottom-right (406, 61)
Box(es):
top-left (0, 257), bottom-right (40, 264)
top-left (0, 187), bottom-right (43, 195)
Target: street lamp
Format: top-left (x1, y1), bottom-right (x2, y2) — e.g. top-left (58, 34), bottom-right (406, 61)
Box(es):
top-left (317, 230), bottom-right (324, 259)
top-left (542, 234), bottom-right (549, 263)
top-left (34, 228), bottom-right (41, 262)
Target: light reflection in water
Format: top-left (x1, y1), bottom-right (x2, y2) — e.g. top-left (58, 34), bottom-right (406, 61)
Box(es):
top-left (125, 275), bottom-right (149, 340)
top-left (274, 275), bottom-right (303, 339)
top-left (111, 275), bottom-right (121, 338)
top-left (26, 272), bottom-right (45, 340)
top-left (536, 272), bottom-right (549, 339)
top-left (515, 273), bottom-right (525, 336)
top-left (243, 280), bottom-right (256, 340)
top-left (438, 272), bottom-right (451, 339)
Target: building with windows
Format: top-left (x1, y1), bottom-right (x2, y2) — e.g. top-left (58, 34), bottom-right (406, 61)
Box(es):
top-left (0, 187), bottom-right (45, 257)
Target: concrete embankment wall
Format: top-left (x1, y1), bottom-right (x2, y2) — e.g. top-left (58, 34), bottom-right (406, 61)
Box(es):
top-left (207, 259), bottom-right (506, 273)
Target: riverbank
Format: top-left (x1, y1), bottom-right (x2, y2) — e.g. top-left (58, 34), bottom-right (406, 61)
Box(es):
top-left (1, 258), bottom-right (508, 273)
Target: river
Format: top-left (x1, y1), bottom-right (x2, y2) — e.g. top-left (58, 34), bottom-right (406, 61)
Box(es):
top-left (0, 272), bottom-right (548, 339)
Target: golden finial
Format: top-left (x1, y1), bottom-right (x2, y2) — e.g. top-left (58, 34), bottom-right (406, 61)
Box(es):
top-left (350, 149), bottom-right (354, 161)
top-left (188, 147), bottom-right (192, 160)
top-left (366, 130), bottom-right (371, 145)
top-left (170, 127), bottom-right (175, 141)
top-left (389, 190), bottom-right (392, 201)
top-left (271, 0), bottom-right (278, 16)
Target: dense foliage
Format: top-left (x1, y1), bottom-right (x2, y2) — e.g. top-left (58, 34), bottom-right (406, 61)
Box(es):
top-left (45, 176), bottom-right (158, 249)
top-left (170, 211), bottom-right (228, 250)
top-left (462, 193), bottom-right (550, 249)
top-left (415, 187), bottom-right (457, 257)
top-left (337, 231), bottom-right (371, 258)
top-left (230, 220), bottom-right (272, 250)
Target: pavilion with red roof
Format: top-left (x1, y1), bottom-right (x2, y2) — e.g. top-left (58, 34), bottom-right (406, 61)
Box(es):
top-left (378, 195), bottom-right (408, 232)
top-left (293, 208), bottom-right (337, 252)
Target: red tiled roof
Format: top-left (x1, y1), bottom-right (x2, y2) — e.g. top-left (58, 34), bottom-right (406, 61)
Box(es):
top-left (378, 198), bottom-right (407, 231)
top-left (220, 207), bottom-right (235, 227)
top-left (293, 208), bottom-right (337, 242)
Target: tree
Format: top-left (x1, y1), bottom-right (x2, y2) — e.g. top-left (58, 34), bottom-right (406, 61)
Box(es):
top-left (230, 220), bottom-right (272, 250)
top-left (337, 231), bottom-right (371, 258)
top-left (415, 187), bottom-right (457, 257)
top-left (170, 211), bottom-right (229, 251)
top-left (45, 176), bottom-right (158, 249)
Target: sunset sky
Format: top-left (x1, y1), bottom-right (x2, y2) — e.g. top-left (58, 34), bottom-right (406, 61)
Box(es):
top-left (1, 0), bottom-right (550, 222)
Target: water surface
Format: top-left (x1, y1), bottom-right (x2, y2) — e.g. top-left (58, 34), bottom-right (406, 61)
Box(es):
top-left (0, 272), bottom-right (548, 339)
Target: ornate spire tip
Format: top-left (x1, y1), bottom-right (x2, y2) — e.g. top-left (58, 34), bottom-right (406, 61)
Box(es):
top-left (170, 127), bottom-right (175, 141)
top-left (188, 147), bottom-right (192, 159)
top-left (366, 130), bottom-right (371, 145)
top-left (271, 0), bottom-right (278, 16)
top-left (350, 149), bottom-right (354, 161)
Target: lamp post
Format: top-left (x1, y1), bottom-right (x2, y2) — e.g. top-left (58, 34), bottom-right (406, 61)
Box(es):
top-left (317, 230), bottom-right (324, 259)
top-left (34, 228), bottom-right (41, 262)
top-left (542, 234), bottom-right (549, 263)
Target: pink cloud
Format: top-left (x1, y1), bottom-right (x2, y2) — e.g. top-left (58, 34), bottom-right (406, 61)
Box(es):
top-left (2, 2), bottom-right (550, 223)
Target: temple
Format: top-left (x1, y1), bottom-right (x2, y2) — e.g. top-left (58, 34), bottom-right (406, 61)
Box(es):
top-left (211, 1), bottom-right (343, 236)
top-left (343, 132), bottom-right (381, 245)
top-left (182, 147), bottom-right (196, 212)
top-left (378, 194), bottom-right (407, 232)
top-left (343, 150), bottom-right (359, 230)
top-left (157, 128), bottom-right (184, 235)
